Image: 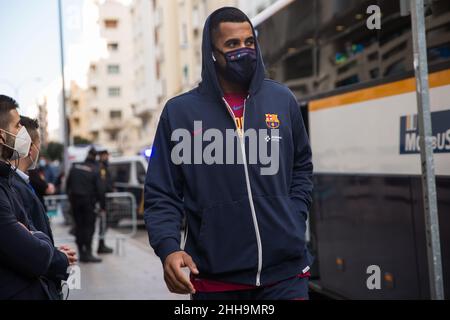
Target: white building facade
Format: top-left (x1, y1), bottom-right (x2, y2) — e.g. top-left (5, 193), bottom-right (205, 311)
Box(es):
top-left (87, 0), bottom-right (140, 155)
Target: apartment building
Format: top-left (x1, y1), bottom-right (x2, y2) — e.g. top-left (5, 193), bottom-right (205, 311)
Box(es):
top-left (67, 81), bottom-right (90, 144)
top-left (135, 0), bottom-right (238, 148)
top-left (83, 0), bottom-right (140, 155)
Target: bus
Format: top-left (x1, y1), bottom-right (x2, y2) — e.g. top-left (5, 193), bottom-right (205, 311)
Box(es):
top-left (255, 0), bottom-right (450, 299)
top-left (108, 155), bottom-right (148, 225)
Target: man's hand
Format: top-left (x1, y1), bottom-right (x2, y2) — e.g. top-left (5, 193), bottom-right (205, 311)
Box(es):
top-left (59, 245), bottom-right (78, 265)
top-left (46, 183), bottom-right (55, 195)
top-left (163, 251), bottom-right (199, 294)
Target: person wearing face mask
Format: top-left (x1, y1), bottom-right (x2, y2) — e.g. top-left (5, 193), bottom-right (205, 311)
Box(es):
top-left (12, 117), bottom-right (49, 233)
top-left (0, 95), bottom-right (55, 300)
top-left (38, 155), bottom-right (57, 185)
top-left (144, 8), bottom-right (313, 300)
top-left (66, 147), bottom-right (105, 263)
top-left (11, 116), bottom-right (77, 300)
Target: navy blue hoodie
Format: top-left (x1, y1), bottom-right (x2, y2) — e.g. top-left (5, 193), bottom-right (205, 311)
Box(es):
top-left (145, 7), bottom-right (313, 286)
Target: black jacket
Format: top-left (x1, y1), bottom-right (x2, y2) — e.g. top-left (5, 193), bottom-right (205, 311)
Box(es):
top-left (99, 161), bottom-right (114, 193)
top-left (28, 169), bottom-right (49, 209)
top-left (12, 172), bottom-right (69, 299)
top-left (0, 162), bottom-right (54, 300)
top-left (66, 159), bottom-right (106, 209)
top-left (13, 172), bottom-right (53, 238)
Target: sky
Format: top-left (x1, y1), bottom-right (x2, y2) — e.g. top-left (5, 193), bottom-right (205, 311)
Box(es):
top-left (0, 0), bottom-right (60, 115)
top-left (0, 0), bottom-right (113, 141)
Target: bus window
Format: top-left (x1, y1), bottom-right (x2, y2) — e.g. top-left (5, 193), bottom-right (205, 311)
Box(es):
top-left (426, 2), bottom-right (450, 68)
top-left (300, 102), bottom-right (309, 135)
top-left (284, 49), bottom-right (314, 81)
top-left (428, 43), bottom-right (450, 65)
top-left (136, 161), bottom-right (146, 184)
top-left (109, 163), bottom-right (131, 184)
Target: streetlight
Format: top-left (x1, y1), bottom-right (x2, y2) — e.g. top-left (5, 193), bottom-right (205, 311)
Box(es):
top-left (58, 0), bottom-right (69, 173)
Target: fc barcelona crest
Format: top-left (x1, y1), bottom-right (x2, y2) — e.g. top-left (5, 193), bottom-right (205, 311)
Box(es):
top-left (265, 114), bottom-right (280, 129)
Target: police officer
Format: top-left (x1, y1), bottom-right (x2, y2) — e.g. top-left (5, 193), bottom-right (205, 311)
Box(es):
top-left (66, 147), bottom-right (105, 263)
top-left (97, 148), bottom-right (114, 254)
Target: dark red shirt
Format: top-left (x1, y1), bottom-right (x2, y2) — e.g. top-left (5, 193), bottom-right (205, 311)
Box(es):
top-left (224, 92), bottom-right (246, 130)
top-left (191, 271), bottom-right (311, 293)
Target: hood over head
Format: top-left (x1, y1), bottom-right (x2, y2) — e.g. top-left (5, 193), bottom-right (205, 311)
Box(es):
top-left (198, 7), bottom-right (266, 100)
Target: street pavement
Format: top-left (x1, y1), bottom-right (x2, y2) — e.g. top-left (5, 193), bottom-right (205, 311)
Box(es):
top-left (51, 216), bottom-right (189, 300)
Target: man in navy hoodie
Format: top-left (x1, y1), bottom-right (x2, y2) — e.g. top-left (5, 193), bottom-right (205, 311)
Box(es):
top-left (145, 7), bottom-right (313, 300)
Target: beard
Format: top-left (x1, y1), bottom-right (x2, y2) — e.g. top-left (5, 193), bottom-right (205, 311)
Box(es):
top-left (1, 134), bottom-right (16, 161)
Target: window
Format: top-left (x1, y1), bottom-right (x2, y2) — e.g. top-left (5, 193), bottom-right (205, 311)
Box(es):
top-left (109, 163), bottom-right (130, 183)
top-left (109, 131), bottom-right (119, 141)
top-left (383, 60), bottom-right (405, 77)
top-left (72, 100), bottom-right (79, 113)
top-left (370, 68), bottom-right (380, 79)
top-left (428, 42), bottom-right (450, 65)
top-left (107, 42), bottom-right (119, 51)
top-left (382, 41), bottom-right (407, 61)
top-left (107, 64), bottom-right (120, 74)
top-left (367, 52), bottom-right (379, 62)
top-left (156, 61), bottom-right (161, 79)
top-left (335, 75), bottom-right (360, 88)
top-left (104, 19), bottom-right (118, 29)
top-left (108, 87), bottom-right (121, 97)
top-left (110, 110), bottom-right (122, 119)
top-left (90, 86), bottom-right (98, 95)
top-left (284, 49), bottom-right (314, 81)
top-left (183, 65), bottom-right (189, 82)
top-left (180, 23), bottom-right (188, 47)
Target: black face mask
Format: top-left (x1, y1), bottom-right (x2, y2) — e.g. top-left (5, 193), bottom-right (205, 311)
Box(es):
top-left (214, 47), bottom-right (257, 86)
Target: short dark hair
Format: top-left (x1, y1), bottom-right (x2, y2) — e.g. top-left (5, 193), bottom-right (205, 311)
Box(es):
top-left (0, 95), bottom-right (19, 130)
top-left (87, 146), bottom-right (97, 157)
top-left (20, 116), bottom-right (40, 143)
top-left (210, 7), bottom-right (249, 43)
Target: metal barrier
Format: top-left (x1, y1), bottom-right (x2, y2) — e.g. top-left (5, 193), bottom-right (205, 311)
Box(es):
top-left (44, 192), bottom-right (137, 256)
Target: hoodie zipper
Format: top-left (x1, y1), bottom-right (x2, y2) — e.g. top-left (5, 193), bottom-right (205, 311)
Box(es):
top-left (222, 96), bottom-right (263, 287)
top-left (181, 223), bottom-right (189, 250)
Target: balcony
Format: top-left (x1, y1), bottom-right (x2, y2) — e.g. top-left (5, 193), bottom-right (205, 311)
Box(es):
top-left (89, 120), bottom-right (102, 132)
top-left (104, 118), bottom-right (125, 131)
top-left (134, 101), bottom-right (157, 119)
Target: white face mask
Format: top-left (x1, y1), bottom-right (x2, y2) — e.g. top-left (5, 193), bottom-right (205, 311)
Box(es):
top-left (0, 127), bottom-right (32, 160)
top-left (29, 145), bottom-right (39, 170)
